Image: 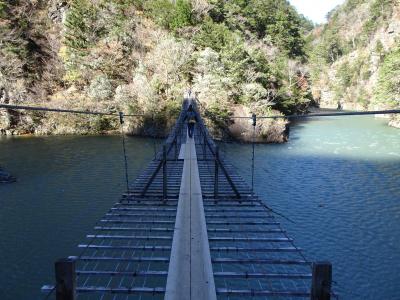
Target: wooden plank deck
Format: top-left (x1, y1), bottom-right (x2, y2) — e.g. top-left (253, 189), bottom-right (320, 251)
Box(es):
top-left (165, 132), bottom-right (216, 300)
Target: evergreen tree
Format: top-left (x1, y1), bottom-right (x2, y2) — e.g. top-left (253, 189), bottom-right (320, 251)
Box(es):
top-left (170, 0), bottom-right (192, 30)
top-left (374, 45), bottom-right (400, 108)
top-left (64, 0), bottom-right (99, 55)
top-left (145, 0), bottom-right (193, 31)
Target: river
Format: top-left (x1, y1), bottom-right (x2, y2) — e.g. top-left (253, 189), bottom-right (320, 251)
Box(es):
top-left (0, 115), bottom-right (399, 299)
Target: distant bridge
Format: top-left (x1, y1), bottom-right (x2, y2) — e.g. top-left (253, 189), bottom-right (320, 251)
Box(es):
top-left (41, 98), bottom-right (334, 300)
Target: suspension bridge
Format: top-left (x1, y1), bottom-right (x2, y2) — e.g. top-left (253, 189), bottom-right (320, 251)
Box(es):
top-left (35, 98), bottom-right (333, 300)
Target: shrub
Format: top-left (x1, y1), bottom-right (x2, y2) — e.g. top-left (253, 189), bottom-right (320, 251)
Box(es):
top-left (361, 0), bottom-right (395, 44)
top-left (241, 83), bottom-right (268, 104)
top-left (374, 45), bottom-right (400, 107)
top-left (144, 0), bottom-right (193, 31)
top-left (204, 104), bottom-right (233, 136)
top-left (91, 116), bottom-right (114, 132)
top-left (357, 89), bottom-right (369, 108)
top-left (88, 75), bottom-right (113, 101)
top-left (193, 20), bottom-right (234, 52)
top-left (0, 1), bottom-right (6, 18)
top-left (64, 0), bottom-right (101, 54)
top-left (337, 62), bottom-right (352, 88)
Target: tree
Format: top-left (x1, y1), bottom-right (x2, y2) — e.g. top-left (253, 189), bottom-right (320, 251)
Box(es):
top-left (144, 0), bottom-right (193, 31)
top-left (374, 45), bottom-right (400, 108)
top-left (64, 0), bottom-right (100, 55)
top-left (171, 0), bottom-right (193, 30)
top-left (242, 0), bottom-right (307, 58)
top-left (193, 20), bottom-right (234, 52)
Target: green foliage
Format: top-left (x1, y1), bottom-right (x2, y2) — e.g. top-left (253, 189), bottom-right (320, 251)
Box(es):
top-left (357, 88), bottom-right (369, 108)
top-left (219, 39), bottom-right (249, 83)
top-left (92, 116), bottom-right (114, 132)
top-left (374, 45), bottom-right (400, 107)
top-left (298, 14), bottom-right (314, 33)
top-left (64, 0), bottom-right (101, 54)
top-left (342, 0), bottom-right (364, 13)
top-left (361, 0), bottom-right (395, 44)
top-left (274, 88), bottom-right (311, 115)
top-left (317, 27), bottom-right (345, 64)
top-left (243, 0), bottom-right (307, 58)
top-left (0, 1), bottom-right (7, 18)
top-left (107, 0), bottom-right (145, 10)
top-left (193, 20), bottom-right (234, 52)
top-left (0, 0), bottom-right (317, 135)
top-left (206, 0), bottom-right (308, 58)
top-left (172, 0), bottom-right (192, 29)
top-left (375, 40), bottom-right (384, 54)
top-left (337, 62), bottom-right (352, 88)
top-left (88, 75), bottom-right (113, 101)
top-left (205, 104), bottom-right (233, 133)
top-left (144, 0), bottom-right (193, 31)
top-left (266, 55), bottom-right (312, 115)
top-left (0, 1), bottom-right (48, 81)
top-left (329, 55), bottom-right (370, 105)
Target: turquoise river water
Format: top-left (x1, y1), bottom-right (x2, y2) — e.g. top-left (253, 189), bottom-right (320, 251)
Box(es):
top-left (0, 115), bottom-right (399, 299)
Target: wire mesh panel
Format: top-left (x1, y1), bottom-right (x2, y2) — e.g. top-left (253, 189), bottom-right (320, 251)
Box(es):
top-left (192, 112), bottom-right (313, 300)
top-left (74, 198), bottom-right (175, 300)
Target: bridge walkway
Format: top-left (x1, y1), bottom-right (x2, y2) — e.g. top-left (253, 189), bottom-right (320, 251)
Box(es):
top-left (42, 99), bottom-right (328, 300)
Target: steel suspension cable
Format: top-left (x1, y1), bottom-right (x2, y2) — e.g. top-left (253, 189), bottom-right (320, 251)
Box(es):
top-left (231, 109), bottom-right (400, 120)
top-left (119, 112), bottom-right (130, 192)
top-left (0, 103), bottom-right (144, 117)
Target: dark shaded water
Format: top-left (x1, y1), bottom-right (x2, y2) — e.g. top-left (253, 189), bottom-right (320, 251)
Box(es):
top-left (0, 136), bottom-right (156, 299)
top-left (0, 116), bottom-right (399, 299)
top-left (222, 116), bottom-right (400, 300)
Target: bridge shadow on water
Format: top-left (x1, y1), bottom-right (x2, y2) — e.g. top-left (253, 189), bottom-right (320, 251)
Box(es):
top-left (223, 139), bottom-right (400, 300)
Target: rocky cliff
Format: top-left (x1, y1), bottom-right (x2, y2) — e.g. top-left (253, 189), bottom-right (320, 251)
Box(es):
top-left (0, 0), bottom-right (313, 142)
top-left (309, 0), bottom-right (400, 127)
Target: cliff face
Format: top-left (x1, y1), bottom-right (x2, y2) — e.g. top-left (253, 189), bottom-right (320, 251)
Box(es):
top-left (309, 0), bottom-right (400, 127)
top-left (0, 0), bottom-right (312, 142)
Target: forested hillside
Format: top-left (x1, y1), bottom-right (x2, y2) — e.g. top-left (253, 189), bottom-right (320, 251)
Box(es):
top-left (309, 0), bottom-right (400, 127)
top-left (0, 0), bottom-right (313, 141)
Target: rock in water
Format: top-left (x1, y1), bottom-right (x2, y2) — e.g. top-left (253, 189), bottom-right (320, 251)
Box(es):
top-left (0, 167), bottom-right (16, 183)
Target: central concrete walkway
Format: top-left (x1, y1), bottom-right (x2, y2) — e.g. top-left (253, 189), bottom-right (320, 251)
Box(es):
top-left (165, 132), bottom-right (217, 300)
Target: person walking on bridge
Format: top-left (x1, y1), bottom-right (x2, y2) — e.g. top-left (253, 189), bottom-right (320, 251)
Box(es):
top-left (185, 104), bottom-right (197, 138)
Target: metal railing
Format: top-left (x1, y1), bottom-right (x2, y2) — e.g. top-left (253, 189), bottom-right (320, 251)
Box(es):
top-left (140, 100), bottom-right (189, 200)
top-left (191, 99), bottom-right (241, 200)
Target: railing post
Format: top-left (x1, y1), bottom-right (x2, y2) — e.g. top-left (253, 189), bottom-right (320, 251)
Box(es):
top-left (251, 113), bottom-right (256, 195)
top-left (55, 258), bottom-right (76, 300)
top-left (214, 146), bottom-right (219, 200)
top-left (203, 133), bottom-right (206, 161)
top-left (174, 139), bottom-right (178, 160)
top-left (311, 262), bottom-right (332, 300)
top-left (163, 144), bottom-right (167, 202)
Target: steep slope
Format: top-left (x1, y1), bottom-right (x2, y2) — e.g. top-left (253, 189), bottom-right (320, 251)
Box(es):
top-left (309, 0), bottom-right (400, 127)
top-left (0, 0), bottom-right (313, 141)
